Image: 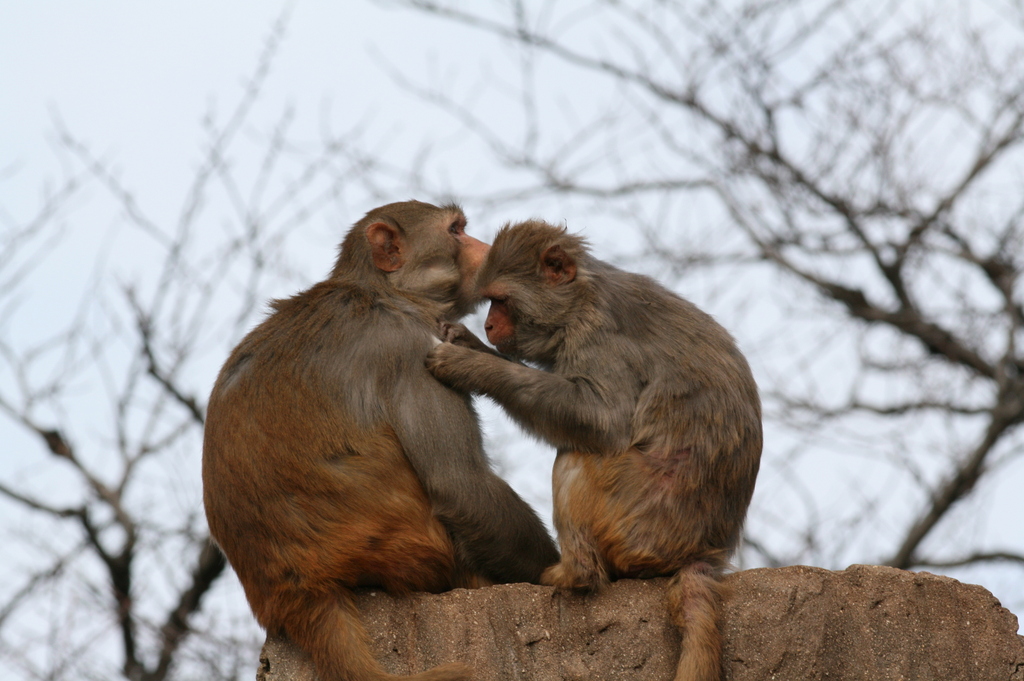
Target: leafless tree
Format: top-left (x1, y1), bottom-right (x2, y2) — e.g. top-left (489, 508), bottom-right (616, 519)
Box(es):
top-left (382, 0), bottom-right (1024, 600)
top-left (0, 15), bottom-right (390, 680)
top-left (5, 2), bottom-right (1024, 677)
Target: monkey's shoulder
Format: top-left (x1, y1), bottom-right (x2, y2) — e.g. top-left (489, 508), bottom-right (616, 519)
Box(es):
top-left (215, 279), bottom-right (436, 393)
top-left (267, 279), bottom-right (397, 319)
top-left (602, 281), bottom-right (751, 372)
top-left (245, 280), bottom-right (428, 344)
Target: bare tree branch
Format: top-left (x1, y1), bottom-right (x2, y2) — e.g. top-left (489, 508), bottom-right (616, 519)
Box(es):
top-left (886, 389), bottom-right (1024, 569)
top-left (387, 0), bottom-right (1024, 590)
top-left (915, 552), bottom-right (1024, 569)
top-left (149, 540), bottom-right (227, 681)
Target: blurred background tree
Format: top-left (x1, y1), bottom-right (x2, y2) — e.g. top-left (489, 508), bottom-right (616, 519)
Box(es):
top-left (2, 1), bottom-right (1022, 679)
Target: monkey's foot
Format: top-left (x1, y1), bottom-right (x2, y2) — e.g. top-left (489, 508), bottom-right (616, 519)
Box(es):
top-left (540, 562), bottom-right (603, 591)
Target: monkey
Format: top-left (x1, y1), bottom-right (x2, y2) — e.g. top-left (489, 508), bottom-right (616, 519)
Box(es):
top-left (202, 202), bottom-right (559, 681)
top-left (426, 219), bottom-right (762, 681)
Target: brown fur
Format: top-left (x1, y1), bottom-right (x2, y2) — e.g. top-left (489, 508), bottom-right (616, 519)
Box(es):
top-left (427, 219), bottom-right (762, 681)
top-left (204, 203), bottom-right (558, 681)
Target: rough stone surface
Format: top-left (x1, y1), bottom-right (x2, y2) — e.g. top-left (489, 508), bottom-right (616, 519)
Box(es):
top-left (257, 565), bottom-right (1024, 681)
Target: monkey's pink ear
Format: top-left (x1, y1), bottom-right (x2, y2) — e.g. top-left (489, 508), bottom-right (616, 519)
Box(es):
top-left (541, 244), bottom-right (576, 284)
top-left (366, 222), bottom-right (405, 272)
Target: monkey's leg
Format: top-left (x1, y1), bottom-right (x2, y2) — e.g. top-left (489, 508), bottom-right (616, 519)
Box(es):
top-left (665, 562), bottom-right (726, 681)
top-left (542, 452), bottom-right (610, 590)
top-left (283, 588), bottom-right (472, 681)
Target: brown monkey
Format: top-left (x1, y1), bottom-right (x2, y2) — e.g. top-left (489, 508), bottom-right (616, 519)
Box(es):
top-left (426, 220), bottom-right (761, 681)
top-left (203, 202), bottom-right (559, 681)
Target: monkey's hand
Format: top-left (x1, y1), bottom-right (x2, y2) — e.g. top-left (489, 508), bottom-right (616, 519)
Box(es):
top-left (426, 341), bottom-right (490, 392)
top-left (438, 321), bottom-right (502, 356)
top-left (439, 322), bottom-right (486, 350)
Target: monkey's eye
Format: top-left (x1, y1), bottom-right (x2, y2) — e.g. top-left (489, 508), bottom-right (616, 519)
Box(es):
top-left (448, 221), bottom-right (463, 235)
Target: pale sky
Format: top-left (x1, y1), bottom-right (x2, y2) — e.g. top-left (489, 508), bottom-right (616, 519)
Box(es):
top-left (1, 3), bottom-right (1021, 672)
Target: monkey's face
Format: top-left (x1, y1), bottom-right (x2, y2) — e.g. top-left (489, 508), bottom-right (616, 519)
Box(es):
top-left (482, 295), bottom-right (517, 353)
top-left (477, 220), bottom-right (586, 363)
top-left (477, 258), bottom-right (539, 358)
top-left (478, 284), bottom-right (562, 363)
top-left (449, 221), bottom-right (490, 319)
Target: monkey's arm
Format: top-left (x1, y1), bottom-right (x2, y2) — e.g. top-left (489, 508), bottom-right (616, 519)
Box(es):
top-left (426, 342), bottom-right (635, 453)
top-left (391, 366), bottom-right (559, 583)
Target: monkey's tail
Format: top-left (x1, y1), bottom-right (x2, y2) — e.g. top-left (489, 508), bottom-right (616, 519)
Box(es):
top-left (665, 562), bottom-right (727, 681)
top-left (283, 588), bottom-right (472, 681)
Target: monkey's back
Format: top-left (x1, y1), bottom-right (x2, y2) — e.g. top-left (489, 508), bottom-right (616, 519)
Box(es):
top-left (202, 280), bottom-right (456, 627)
